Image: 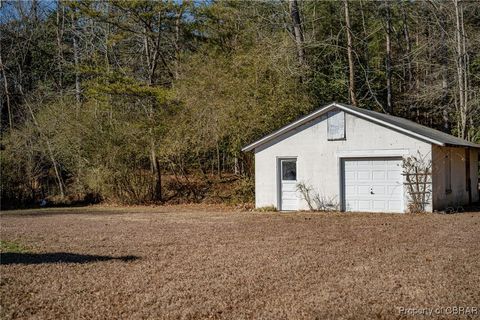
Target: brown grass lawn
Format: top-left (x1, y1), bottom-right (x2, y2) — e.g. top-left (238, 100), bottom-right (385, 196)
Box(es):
top-left (1, 206), bottom-right (479, 319)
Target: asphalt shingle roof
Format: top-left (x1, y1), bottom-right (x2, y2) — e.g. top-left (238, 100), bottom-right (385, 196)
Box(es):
top-left (242, 102), bottom-right (480, 151)
top-left (336, 103), bottom-right (480, 148)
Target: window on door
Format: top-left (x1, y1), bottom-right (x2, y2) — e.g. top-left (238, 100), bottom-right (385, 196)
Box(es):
top-left (282, 160), bottom-right (297, 181)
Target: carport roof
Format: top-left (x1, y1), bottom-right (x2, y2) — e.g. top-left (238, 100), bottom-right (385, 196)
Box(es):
top-left (242, 102), bottom-right (480, 151)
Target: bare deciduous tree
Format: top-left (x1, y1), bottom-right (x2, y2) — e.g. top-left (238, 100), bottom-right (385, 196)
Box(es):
top-left (384, 0), bottom-right (393, 114)
top-left (454, 0), bottom-right (469, 139)
top-left (344, 0), bottom-right (357, 106)
top-left (289, 0), bottom-right (305, 67)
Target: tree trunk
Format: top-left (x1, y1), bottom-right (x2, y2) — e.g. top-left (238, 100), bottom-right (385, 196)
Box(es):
top-left (72, 11), bottom-right (81, 106)
top-left (401, 2), bottom-right (412, 89)
top-left (144, 13), bottom-right (163, 86)
top-left (454, 0), bottom-right (467, 138)
top-left (440, 9), bottom-right (449, 133)
top-left (385, 0), bottom-right (393, 114)
top-left (359, 0), bottom-right (384, 111)
top-left (360, 0), bottom-right (368, 65)
top-left (156, 156), bottom-right (162, 202)
top-left (71, 8), bottom-right (83, 190)
top-left (173, 2), bottom-right (187, 81)
top-left (56, 0), bottom-right (64, 94)
top-left (150, 142), bottom-right (162, 202)
top-left (0, 45), bottom-right (13, 130)
top-left (289, 0), bottom-right (305, 67)
top-left (234, 155), bottom-right (239, 175)
top-left (24, 99), bottom-right (65, 197)
top-left (460, 1), bottom-right (470, 140)
top-left (216, 142), bottom-right (221, 178)
top-left (344, 0), bottom-right (357, 106)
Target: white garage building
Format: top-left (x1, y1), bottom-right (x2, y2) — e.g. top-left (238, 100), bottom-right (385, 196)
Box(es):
top-left (243, 102), bottom-right (480, 213)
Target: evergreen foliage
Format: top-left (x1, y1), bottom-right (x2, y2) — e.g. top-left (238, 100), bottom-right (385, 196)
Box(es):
top-left (1, 0), bottom-right (479, 208)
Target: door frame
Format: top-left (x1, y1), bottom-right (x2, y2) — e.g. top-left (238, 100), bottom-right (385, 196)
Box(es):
top-left (339, 156), bottom-right (405, 213)
top-left (276, 157), bottom-right (298, 211)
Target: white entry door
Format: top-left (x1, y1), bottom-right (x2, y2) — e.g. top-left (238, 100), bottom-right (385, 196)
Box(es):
top-left (280, 159), bottom-right (298, 211)
top-left (343, 158), bottom-right (403, 213)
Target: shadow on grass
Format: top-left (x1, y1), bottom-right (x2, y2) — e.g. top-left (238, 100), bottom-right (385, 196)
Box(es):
top-left (0, 252), bottom-right (139, 265)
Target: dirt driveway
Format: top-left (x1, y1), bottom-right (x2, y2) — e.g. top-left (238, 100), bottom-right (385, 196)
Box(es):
top-left (1, 206), bottom-right (479, 319)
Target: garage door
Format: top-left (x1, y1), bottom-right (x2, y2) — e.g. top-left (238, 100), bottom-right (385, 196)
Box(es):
top-left (343, 158), bottom-right (404, 213)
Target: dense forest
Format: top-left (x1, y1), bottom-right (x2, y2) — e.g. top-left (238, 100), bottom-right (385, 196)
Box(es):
top-left (1, 0), bottom-right (479, 208)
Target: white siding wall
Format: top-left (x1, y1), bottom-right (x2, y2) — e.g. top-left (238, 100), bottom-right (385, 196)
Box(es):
top-left (254, 111), bottom-right (432, 212)
top-left (431, 146), bottom-right (479, 209)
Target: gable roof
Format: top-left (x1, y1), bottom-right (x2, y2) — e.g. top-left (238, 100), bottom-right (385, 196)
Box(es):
top-left (242, 102), bottom-right (480, 151)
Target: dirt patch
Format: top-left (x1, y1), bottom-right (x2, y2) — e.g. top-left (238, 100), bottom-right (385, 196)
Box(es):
top-left (1, 207), bottom-right (479, 319)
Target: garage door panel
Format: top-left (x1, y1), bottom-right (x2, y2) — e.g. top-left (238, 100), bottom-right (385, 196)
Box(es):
top-left (388, 200), bottom-right (402, 211)
top-left (373, 200), bottom-right (386, 210)
top-left (345, 185), bottom-right (356, 195)
top-left (344, 200), bottom-right (355, 211)
top-left (358, 185), bottom-right (370, 195)
top-left (387, 161), bottom-right (402, 168)
top-left (387, 171), bottom-right (402, 180)
top-left (372, 171), bottom-right (386, 180)
top-left (344, 171), bottom-right (355, 180)
top-left (358, 161), bottom-right (372, 166)
top-left (387, 185), bottom-right (402, 195)
top-left (357, 171), bottom-right (370, 180)
top-left (372, 185), bottom-right (386, 195)
top-left (344, 161), bottom-right (357, 168)
top-left (343, 158), bottom-right (403, 213)
top-left (357, 200), bottom-right (371, 211)
top-left (373, 160), bottom-right (386, 166)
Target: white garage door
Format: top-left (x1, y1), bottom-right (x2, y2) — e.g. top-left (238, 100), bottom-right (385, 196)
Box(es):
top-left (343, 158), bottom-right (404, 213)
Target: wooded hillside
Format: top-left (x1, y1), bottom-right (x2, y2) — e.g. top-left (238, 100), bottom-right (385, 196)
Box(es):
top-left (1, 0), bottom-right (479, 208)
